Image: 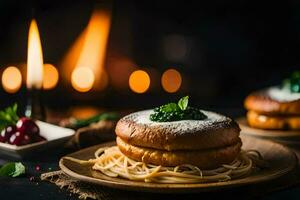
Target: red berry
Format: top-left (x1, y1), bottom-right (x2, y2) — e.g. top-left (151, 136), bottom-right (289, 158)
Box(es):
top-left (5, 117), bottom-right (46, 146)
top-left (16, 117), bottom-right (39, 138)
top-left (0, 125), bottom-right (17, 143)
top-left (9, 131), bottom-right (32, 146)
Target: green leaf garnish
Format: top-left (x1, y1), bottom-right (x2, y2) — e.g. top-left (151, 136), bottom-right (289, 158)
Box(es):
top-left (150, 96), bottom-right (207, 122)
top-left (0, 103), bottom-right (19, 131)
top-left (178, 96), bottom-right (189, 111)
top-left (0, 162), bottom-right (25, 177)
top-left (160, 103), bottom-right (179, 113)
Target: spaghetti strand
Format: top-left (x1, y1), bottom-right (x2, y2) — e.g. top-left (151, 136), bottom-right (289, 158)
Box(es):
top-left (64, 146), bottom-right (263, 184)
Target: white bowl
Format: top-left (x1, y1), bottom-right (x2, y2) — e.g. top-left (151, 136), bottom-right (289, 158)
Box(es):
top-left (0, 121), bottom-right (75, 158)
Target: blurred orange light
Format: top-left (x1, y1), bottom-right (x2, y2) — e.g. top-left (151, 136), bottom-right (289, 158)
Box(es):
top-left (62, 9), bottom-right (111, 91)
top-left (161, 69), bottom-right (182, 93)
top-left (43, 64), bottom-right (59, 90)
top-left (71, 67), bottom-right (95, 92)
top-left (2, 66), bottom-right (22, 93)
top-left (129, 70), bottom-right (150, 93)
top-left (70, 106), bottom-right (101, 120)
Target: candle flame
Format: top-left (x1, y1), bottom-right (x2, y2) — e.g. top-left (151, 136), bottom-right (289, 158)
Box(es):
top-left (27, 19), bottom-right (44, 89)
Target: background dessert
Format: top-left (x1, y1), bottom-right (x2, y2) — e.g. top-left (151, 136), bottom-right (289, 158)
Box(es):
top-left (244, 72), bottom-right (300, 130)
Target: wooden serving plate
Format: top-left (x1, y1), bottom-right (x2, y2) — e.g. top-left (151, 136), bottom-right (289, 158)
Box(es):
top-left (59, 135), bottom-right (297, 193)
top-left (237, 117), bottom-right (300, 143)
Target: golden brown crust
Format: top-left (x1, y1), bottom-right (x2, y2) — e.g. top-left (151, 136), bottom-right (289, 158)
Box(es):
top-left (115, 110), bottom-right (241, 151)
top-left (247, 110), bottom-right (300, 130)
top-left (244, 91), bottom-right (300, 115)
top-left (117, 137), bottom-right (242, 169)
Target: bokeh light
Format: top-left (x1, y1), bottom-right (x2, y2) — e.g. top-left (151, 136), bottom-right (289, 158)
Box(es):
top-left (2, 66), bottom-right (22, 93)
top-left (43, 64), bottom-right (59, 90)
top-left (71, 67), bottom-right (95, 92)
top-left (161, 68), bottom-right (182, 93)
top-left (129, 70), bottom-right (150, 93)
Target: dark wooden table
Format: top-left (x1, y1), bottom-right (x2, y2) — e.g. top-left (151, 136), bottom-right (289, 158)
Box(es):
top-left (0, 108), bottom-right (300, 200)
top-left (0, 152), bottom-right (299, 200)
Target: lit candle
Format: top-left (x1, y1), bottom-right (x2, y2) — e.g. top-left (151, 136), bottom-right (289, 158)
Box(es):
top-left (25, 19), bottom-right (45, 120)
top-left (27, 19), bottom-right (44, 89)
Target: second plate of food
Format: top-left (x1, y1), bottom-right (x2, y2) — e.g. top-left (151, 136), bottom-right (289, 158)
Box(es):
top-left (59, 134), bottom-right (297, 193)
top-left (237, 117), bottom-right (300, 140)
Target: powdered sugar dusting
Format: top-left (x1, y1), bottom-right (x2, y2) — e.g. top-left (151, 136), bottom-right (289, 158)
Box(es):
top-left (267, 86), bottom-right (300, 102)
top-left (122, 109), bottom-right (231, 135)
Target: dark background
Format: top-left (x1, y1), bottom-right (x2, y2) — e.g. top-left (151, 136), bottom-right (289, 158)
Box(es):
top-left (0, 0), bottom-right (299, 113)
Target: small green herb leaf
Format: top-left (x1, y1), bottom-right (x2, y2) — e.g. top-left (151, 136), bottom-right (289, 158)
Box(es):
top-left (0, 103), bottom-right (19, 131)
top-left (12, 162), bottom-right (25, 177)
top-left (178, 96), bottom-right (189, 110)
top-left (0, 162), bottom-right (25, 177)
top-left (161, 103), bottom-right (179, 112)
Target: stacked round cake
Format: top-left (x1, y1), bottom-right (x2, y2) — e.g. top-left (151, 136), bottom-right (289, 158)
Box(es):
top-left (244, 86), bottom-right (300, 130)
top-left (115, 110), bottom-right (241, 169)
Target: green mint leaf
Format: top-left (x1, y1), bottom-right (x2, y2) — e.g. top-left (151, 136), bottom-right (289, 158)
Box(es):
top-left (0, 104), bottom-right (19, 128)
top-left (0, 163), bottom-right (15, 176)
top-left (178, 96), bottom-right (189, 110)
top-left (0, 162), bottom-right (25, 177)
top-left (161, 103), bottom-right (179, 112)
top-left (12, 162), bottom-right (25, 177)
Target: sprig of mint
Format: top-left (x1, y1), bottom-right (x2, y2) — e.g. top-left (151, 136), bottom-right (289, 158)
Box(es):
top-left (178, 96), bottom-right (189, 110)
top-left (0, 103), bottom-right (19, 131)
top-left (0, 162), bottom-right (25, 177)
top-left (160, 96), bottom-right (189, 113)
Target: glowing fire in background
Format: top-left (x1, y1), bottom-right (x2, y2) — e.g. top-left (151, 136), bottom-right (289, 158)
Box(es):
top-left (0, 8), bottom-right (184, 95)
top-left (62, 8), bottom-right (111, 92)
